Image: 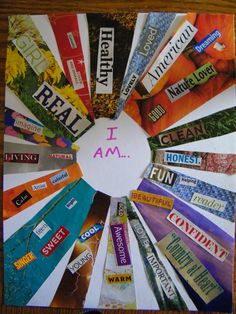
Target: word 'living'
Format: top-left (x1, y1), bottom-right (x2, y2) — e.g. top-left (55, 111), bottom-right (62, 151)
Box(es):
top-left (93, 127), bottom-right (130, 159)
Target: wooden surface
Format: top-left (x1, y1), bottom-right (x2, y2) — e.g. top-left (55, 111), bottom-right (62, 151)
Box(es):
top-left (0, 1), bottom-right (235, 313)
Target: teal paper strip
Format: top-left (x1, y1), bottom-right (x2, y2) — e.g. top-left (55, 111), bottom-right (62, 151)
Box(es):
top-left (4, 179), bottom-right (96, 306)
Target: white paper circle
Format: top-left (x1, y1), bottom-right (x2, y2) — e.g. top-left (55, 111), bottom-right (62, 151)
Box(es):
top-left (76, 112), bottom-right (151, 196)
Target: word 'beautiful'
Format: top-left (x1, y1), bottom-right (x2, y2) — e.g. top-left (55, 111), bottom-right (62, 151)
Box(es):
top-left (131, 190), bottom-right (174, 210)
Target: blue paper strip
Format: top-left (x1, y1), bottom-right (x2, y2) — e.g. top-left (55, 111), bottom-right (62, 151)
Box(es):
top-left (114, 12), bottom-right (176, 119)
top-left (144, 163), bottom-right (236, 222)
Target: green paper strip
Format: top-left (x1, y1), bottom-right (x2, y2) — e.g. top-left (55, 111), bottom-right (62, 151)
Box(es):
top-left (126, 199), bottom-right (188, 310)
top-left (148, 107), bottom-right (236, 150)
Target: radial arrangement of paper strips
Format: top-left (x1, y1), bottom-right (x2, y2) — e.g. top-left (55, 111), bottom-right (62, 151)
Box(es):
top-left (3, 12), bottom-right (236, 312)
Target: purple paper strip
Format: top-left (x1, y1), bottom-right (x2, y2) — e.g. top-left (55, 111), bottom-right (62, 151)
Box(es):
top-left (110, 223), bottom-right (131, 266)
top-left (134, 178), bottom-right (234, 312)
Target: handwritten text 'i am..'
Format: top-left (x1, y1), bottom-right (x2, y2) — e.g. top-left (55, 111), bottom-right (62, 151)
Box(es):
top-left (93, 127), bottom-right (130, 159)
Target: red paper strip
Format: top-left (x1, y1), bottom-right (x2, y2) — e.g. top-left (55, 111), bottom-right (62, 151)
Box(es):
top-left (49, 13), bottom-right (94, 119)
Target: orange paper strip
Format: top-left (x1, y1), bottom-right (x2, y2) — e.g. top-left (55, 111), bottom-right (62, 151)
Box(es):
top-left (3, 163), bottom-right (82, 219)
top-left (125, 13), bottom-right (235, 137)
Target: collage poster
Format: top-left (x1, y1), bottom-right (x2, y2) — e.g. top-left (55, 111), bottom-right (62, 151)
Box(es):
top-left (2, 12), bottom-right (236, 312)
